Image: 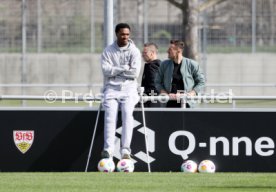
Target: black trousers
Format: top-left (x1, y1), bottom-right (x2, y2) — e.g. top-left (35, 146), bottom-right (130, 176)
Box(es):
top-left (166, 100), bottom-right (190, 108)
top-left (136, 100), bottom-right (160, 108)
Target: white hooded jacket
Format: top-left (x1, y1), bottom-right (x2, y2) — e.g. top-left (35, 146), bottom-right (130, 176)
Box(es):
top-left (101, 39), bottom-right (141, 90)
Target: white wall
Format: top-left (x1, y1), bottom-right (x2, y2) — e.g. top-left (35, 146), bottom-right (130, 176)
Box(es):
top-left (0, 53), bottom-right (275, 96)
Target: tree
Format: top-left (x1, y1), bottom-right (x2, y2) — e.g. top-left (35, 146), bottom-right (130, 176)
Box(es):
top-left (166, 0), bottom-right (226, 60)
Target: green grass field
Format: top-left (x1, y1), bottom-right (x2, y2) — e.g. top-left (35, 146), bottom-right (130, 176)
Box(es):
top-left (0, 173), bottom-right (276, 192)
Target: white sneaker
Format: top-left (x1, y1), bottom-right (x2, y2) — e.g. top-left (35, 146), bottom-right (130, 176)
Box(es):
top-left (122, 153), bottom-right (131, 159)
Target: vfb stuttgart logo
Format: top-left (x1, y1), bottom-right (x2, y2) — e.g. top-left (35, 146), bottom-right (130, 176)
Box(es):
top-left (115, 119), bottom-right (155, 164)
top-left (13, 130), bottom-right (34, 154)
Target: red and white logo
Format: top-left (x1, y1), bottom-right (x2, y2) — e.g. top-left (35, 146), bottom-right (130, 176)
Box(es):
top-left (13, 130), bottom-right (34, 154)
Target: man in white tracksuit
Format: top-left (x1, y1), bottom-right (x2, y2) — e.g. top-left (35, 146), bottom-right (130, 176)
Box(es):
top-left (101, 23), bottom-right (141, 159)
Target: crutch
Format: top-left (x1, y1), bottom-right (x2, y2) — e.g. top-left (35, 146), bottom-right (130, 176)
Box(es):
top-left (139, 87), bottom-right (151, 173)
top-left (85, 102), bottom-right (102, 172)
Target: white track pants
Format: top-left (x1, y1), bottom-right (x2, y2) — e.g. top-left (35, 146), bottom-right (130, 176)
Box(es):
top-left (103, 87), bottom-right (139, 156)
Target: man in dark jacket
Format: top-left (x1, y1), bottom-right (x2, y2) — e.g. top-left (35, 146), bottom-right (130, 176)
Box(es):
top-left (141, 42), bottom-right (161, 107)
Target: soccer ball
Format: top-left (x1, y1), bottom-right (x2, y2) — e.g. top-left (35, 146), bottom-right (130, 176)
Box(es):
top-left (180, 160), bottom-right (198, 173)
top-left (117, 159), bottom-right (135, 172)
top-left (97, 158), bottom-right (115, 172)
top-left (198, 160), bottom-right (216, 173)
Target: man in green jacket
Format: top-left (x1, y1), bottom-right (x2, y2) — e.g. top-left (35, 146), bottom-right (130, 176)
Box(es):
top-left (155, 40), bottom-right (205, 108)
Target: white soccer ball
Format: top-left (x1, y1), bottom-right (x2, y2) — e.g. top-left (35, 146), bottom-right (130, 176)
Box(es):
top-left (181, 160), bottom-right (198, 173)
top-left (198, 160), bottom-right (216, 173)
top-left (97, 158), bottom-right (115, 172)
top-left (117, 159), bottom-right (135, 172)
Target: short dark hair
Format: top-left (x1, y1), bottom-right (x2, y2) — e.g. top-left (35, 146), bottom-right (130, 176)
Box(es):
top-left (170, 40), bottom-right (185, 50)
top-left (144, 42), bottom-right (159, 53)
top-left (115, 23), bottom-right (131, 33)
top-left (144, 42), bottom-right (158, 50)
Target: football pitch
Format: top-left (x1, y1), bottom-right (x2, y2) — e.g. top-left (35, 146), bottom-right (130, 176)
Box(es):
top-left (0, 172), bottom-right (276, 192)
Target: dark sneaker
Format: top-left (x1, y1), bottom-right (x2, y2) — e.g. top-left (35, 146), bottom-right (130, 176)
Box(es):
top-left (122, 153), bottom-right (131, 159)
top-left (101, 150), bottom-right (110, 159)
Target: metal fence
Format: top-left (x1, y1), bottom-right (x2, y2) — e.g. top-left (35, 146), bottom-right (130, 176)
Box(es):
top-left (1, 0), bottom-right (275, 53)
top-left (201, 0), bottom-right (276, 53)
